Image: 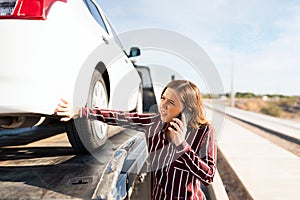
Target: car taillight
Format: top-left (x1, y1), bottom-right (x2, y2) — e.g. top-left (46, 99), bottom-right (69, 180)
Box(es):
top-left (0, 0), bottom-right (67, 20)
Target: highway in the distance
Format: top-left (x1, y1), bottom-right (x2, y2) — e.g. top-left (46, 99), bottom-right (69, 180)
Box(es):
top-left (205, 99), bottom-right (300, 200)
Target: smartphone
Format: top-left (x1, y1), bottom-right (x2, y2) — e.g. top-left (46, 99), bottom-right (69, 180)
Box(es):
top-left (170, 112), bottom-right (182, 130)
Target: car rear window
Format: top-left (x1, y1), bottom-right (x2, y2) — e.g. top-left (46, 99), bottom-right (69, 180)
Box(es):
top-left (83, 0), bottom-right (109, 34)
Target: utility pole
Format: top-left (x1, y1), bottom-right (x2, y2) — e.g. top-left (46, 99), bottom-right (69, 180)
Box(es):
top-left (230, 63), bottom-right (235, 107)
top-left (230, 43), bottom-right (235, 107)
top-left (171, 75), bottom-right (175, 81)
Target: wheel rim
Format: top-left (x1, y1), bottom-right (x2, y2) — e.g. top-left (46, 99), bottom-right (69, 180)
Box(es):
top-left (91, 81), bottom-right (108, 140)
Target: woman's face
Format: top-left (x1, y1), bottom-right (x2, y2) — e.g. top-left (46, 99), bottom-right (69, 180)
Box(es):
top-left (159, 88), bottom-right (184, 122)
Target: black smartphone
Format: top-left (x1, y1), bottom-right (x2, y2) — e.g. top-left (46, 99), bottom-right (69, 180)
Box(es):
top-left (170, 112), bottom-right (182, 130)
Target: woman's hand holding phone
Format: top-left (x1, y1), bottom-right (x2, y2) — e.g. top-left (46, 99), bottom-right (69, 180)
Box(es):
top-left (168, 112), bottom-right (187, 146)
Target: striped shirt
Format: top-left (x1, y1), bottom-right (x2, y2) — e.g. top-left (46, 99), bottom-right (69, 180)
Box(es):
top-left (82, 108), bottom-right (217, 200)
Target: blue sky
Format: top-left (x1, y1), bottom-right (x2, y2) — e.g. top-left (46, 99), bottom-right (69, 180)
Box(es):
top-left (99, 0), bottom-right (300, 96)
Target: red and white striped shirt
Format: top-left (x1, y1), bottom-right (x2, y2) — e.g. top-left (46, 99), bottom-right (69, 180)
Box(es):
top-left (82, 108), bottom-right (217, 200)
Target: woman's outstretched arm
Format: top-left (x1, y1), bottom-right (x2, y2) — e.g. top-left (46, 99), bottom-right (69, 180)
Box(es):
top-left (54, 98), bottom-right (159, 132)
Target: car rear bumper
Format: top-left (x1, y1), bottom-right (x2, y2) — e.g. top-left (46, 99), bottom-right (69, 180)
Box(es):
top-left (0, 75), bottom-right (73, 116)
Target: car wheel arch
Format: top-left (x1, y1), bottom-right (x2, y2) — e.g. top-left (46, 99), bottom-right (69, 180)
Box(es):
top-left (95, 62), bottom-right (110, 102)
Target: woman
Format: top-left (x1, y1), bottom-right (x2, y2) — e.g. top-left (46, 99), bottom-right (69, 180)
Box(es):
top-left (55, 80), bottom-right (216, 200)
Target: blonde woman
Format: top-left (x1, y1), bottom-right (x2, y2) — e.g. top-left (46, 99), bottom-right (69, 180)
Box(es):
top-left (55, 80), bottom-right (216, 200)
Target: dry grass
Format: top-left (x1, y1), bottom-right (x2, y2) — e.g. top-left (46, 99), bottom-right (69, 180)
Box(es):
top-left (234, 98), bottom-right (300, 122)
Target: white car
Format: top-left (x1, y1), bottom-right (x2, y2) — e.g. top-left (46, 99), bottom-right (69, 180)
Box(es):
top-left (0, 0), bottom-right (142, 153)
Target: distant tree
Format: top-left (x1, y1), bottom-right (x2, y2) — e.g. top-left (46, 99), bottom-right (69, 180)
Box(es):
top-left (235, 92), bottom-right (256, 98)
top-left (266, 94), bottom-right (287, 99)
top-left (202, 93), bottom-right (211, 99)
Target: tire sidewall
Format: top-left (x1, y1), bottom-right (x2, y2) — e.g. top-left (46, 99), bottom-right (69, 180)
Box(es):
top-left (75, 70), bottom-right (108, 152)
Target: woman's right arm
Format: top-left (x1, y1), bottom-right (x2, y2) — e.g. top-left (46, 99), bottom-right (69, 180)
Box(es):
top-left (54, 98), bottom-right (158, 132)
top-left (81, 107), bottom-right (158, 132)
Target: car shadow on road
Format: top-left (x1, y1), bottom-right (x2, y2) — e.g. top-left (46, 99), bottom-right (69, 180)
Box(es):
top-left (0, 146), bottom-right (75, 161)
top-left (0, 125), bottom-right (66, 147)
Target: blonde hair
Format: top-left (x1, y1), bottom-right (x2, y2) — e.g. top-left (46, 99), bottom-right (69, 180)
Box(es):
top-left (161, 80), bottom-right (209, 128)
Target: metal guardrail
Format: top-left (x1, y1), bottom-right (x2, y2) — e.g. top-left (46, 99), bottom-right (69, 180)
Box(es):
top-left (204, 101), bottom-right (300, 143)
